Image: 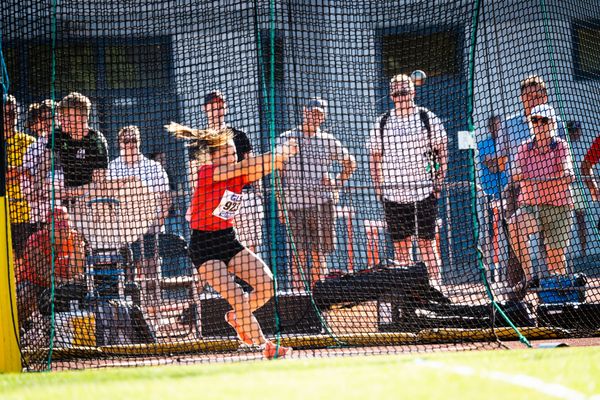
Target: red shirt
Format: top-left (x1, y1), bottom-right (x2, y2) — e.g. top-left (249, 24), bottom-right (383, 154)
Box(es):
top-left (19, 229), bottom-right (82, 287)
top-left (583, 136), bottom-right (600, 166)
top-left (189, 164), bottom-right (248, 231)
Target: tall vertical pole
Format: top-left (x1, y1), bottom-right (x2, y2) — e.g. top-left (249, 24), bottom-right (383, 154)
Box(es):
top-left (0, 93), bottom-right (22, 372)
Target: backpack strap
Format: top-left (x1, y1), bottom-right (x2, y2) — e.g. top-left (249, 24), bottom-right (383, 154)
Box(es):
top-left (418, 107), bottom-right (432, 140)
top-left (379, 111), bottom-right (391, 157)
top-left (418, 107), bottom-right (440, 182)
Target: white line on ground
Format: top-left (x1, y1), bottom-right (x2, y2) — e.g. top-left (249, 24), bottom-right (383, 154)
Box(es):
top-left (414, 359), bottom-right (600, 400)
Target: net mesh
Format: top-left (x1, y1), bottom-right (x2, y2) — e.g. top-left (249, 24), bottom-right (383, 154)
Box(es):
top-left (1, 0), bottom-right (599, 371)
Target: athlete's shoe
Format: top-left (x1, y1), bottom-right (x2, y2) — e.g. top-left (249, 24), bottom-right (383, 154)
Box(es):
top-left (262, 340), bottom-right (293, 359)
top-left (225, 310), bottom-right (254, 346)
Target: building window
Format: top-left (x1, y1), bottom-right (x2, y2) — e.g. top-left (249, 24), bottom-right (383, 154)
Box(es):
top-left (382, 29), bottom-right (461, 79)
top-left (105, 43), bottom-right (171, 90)
top-left (27, 43), bottom-right (98, 98)
top-left (573, 20), bottom-right (600, 79)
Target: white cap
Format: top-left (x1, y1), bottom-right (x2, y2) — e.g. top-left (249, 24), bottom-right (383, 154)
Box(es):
top-left (305, 98), bottom-right (328, 114)
top-left (530, 103), bottom-right (557, 120)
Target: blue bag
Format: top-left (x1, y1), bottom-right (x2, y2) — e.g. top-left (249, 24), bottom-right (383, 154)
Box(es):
top-left (538, 274), bottom-right (586, 304)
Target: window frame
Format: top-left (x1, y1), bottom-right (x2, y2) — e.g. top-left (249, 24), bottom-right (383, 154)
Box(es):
top-left (572, 19), bottom-right (600, 80)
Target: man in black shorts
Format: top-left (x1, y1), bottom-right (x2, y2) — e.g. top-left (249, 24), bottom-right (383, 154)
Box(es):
top-left (368, 74), bottom-right (448, 285)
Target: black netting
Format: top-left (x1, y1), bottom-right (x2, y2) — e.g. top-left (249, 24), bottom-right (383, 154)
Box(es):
top-left (1, 0), bottom-right (599, 371)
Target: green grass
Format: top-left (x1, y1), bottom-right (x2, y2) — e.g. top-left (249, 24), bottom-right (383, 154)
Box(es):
top-left (1, 347), bottom-right (599, 400)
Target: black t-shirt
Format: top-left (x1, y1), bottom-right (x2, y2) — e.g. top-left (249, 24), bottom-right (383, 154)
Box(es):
top-left (48, 128), bottom-right (109, 187)
top-left (231, 127), bottom-right (252, 162)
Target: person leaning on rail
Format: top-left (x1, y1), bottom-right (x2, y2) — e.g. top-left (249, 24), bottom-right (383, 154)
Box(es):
top-left (165, 122), bottom-right (298, 359)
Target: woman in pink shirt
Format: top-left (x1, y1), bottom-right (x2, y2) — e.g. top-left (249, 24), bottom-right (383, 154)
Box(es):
top-left (508, 104), bottom-right (574, 285)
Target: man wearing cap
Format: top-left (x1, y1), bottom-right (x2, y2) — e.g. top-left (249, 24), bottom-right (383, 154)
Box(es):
top-left (367, 74), bottom-right (447, 285)
top-left (277, 98), bottom-right (356, 288)
top-left (201, 91), bottom-right (263, 251)
top-left (508, 104), bottom-right (574, 285)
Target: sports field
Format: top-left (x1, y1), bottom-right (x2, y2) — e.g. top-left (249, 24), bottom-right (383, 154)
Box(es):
top-left (1, 346), bottom-right (598, 400)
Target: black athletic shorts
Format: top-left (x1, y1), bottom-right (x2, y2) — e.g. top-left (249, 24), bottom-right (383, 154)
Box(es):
top-left (383, 194), bottom-right (438, 241)
top-left (188, 228), bottom-right (245, 268)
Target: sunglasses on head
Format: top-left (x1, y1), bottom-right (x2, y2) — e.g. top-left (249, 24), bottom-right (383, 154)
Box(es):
top-left (531, 116), bottom-right (550, 124)
top-left (391, 89), bottom-right (411, 97)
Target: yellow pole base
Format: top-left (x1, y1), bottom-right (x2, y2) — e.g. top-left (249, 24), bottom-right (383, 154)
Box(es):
top-left (0, 198), bottom-right (22, 372)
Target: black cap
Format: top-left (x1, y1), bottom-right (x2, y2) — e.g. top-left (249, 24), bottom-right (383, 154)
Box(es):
top-left (203, 90), bottom-right (226, 105)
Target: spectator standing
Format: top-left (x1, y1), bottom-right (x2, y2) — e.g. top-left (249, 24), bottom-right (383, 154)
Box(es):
top-left (46, 92), bottom-right (108, 207)
top-left (476, 115), bottom-right (508, 279)
top-left (277, 98), bottom-right (356, 288)
top-left (22, 100), bottom-right (57, 227)
top-left (200, 91), bottom-right (262, 252)
top-left (368, 74), bottom-right (448, 284)
top-left (4, 94), bottom-right (36, 259)
top-left (566, 121), bottom-right (589, 257)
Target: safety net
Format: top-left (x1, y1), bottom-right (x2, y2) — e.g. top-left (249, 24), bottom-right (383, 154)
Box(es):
top-left (1, 0), bottom-right (599, 371)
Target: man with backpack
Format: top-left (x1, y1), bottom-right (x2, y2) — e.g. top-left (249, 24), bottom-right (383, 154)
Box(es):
top-left (368, 74), bottom-right (448, 285)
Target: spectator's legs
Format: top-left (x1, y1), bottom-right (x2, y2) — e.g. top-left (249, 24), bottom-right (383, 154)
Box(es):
top-left (508, 210), bottom-right (538, 282)
top-left (503, 182), bottom-right (520, 220)
top-left (392, 239), bottom-right (412, 265)
top-left (545, 246), bottom-right (567, 275)
top-left (492, 204), bottom-right (501, 266)
top-left (16, 281), bottom-right (39, 330)
top-left (309, 250), bottom-right (326, 287)
top-left (417, 239), bottom-right (441, 284)
top-left (290, 249), bottom-right (308, 289)
top-left (575, 210), bottom-right (586, 257)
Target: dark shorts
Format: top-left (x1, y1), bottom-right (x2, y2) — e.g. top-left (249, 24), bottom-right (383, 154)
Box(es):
top-left (383, 194), bottom-right (438, 241)
top-left (188, 228), bottom-right (245, 268)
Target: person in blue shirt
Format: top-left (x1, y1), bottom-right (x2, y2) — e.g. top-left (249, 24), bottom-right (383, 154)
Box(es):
top-left (477, 115), bottom-right (508, 278)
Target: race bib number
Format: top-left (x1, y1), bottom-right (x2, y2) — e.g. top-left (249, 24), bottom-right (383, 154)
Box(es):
top-left (212, 190), bottom-right (244, 220)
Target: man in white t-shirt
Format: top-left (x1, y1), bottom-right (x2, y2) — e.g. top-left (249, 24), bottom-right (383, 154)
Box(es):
top-left (107, 125), bottom-right (171, 297)
top-left (368, 74), bottom-right (448, 284)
